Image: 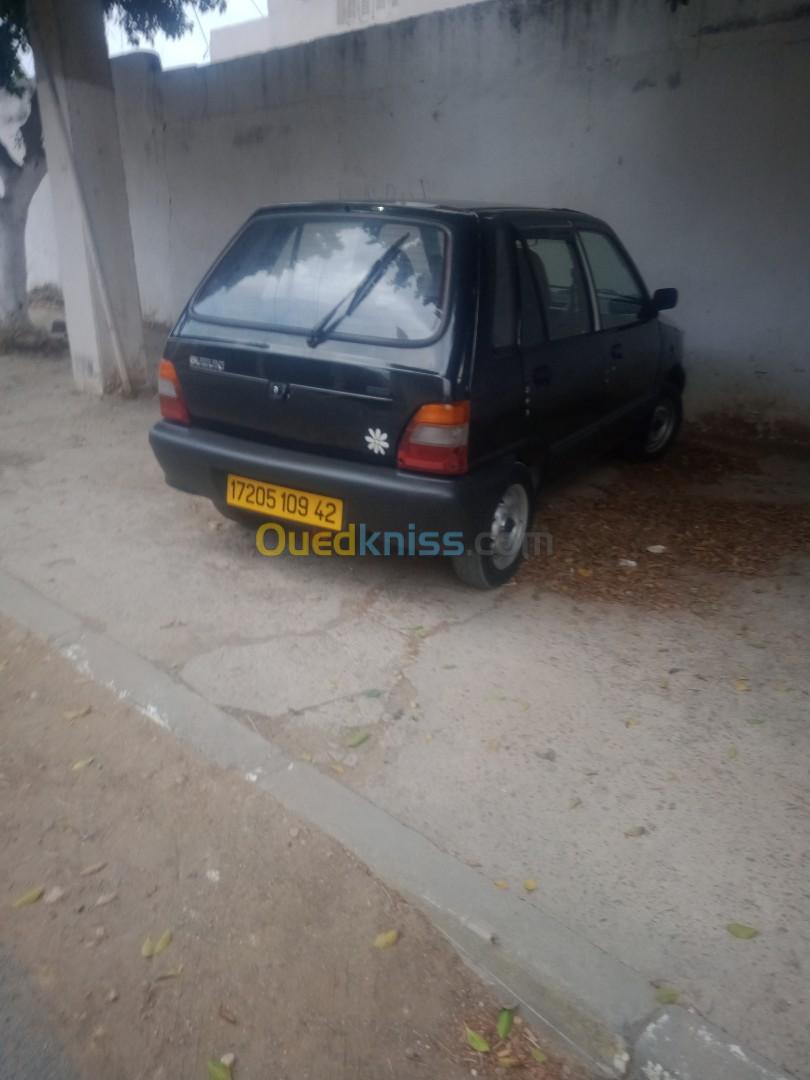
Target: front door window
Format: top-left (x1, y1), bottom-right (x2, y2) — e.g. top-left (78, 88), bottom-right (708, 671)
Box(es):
top-left (579, 231), bottom-right (646, 329)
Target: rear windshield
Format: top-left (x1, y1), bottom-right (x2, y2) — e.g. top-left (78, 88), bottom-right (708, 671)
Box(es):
top-left (192, 215), bottom-right (448, 346)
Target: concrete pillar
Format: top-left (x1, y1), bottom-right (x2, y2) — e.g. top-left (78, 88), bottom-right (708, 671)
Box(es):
top-left (27, 0), bottom-right (147, 394)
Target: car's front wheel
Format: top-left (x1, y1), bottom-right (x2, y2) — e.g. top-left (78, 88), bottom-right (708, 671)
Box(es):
top-left (451, 475), bottom-right (534, 589)
top-left (627, 386), bottom-right (683, 460)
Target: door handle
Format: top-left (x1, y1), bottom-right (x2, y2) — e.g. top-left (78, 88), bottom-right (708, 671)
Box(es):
top-left (609, 343), bottom-right (624, 360)
top-left (533, 364), bottom-right (552, 386)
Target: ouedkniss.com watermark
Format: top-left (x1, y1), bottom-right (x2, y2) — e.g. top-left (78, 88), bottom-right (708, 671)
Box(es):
top-left (254, 522), bottom-right (553, 558)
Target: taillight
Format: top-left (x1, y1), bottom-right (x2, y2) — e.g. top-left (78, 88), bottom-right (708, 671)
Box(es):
top-left (158, 359), bottom-right (190, 424)
top-left (397, 401), bottom-right (470, 475)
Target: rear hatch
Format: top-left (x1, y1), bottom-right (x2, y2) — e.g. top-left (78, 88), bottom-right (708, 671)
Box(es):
top-left (167, 207), bottom-right (474, 466)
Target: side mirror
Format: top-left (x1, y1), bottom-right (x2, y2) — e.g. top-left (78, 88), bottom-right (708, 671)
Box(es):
top-left (651, 287), bottom-right (678, 313)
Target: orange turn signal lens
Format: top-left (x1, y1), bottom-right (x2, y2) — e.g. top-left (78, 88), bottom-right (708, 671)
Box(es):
top-left (397, 400), bottom-right (470, 475)
top-left (158, 358), bottom-right (190, 424)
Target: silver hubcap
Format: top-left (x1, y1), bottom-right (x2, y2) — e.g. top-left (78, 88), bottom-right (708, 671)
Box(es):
top-left (489, 483), bottom-right (530, 570)
top-left (645, 401), bottom-right (676, 454)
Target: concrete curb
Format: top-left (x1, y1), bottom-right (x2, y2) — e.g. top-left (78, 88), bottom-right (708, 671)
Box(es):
top-left (630, 1009), bottom-right (796, 1080)
top-left (0, 568), bottom-right (796, 1080)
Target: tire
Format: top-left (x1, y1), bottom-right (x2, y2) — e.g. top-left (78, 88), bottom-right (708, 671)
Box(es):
top-left (626, 386), bottom-right (682, 460)
top-left (451, 474), bottom-right (534, 590)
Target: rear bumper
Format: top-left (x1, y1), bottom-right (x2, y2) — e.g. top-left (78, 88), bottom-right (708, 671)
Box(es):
top-left (149, 421), bottom-right (512, 541)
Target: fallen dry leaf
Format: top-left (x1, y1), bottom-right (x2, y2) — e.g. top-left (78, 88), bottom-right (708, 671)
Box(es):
top-left (95, 892), bottom-right (118, 907)
top-left (530, 1046), bottom-right (548, 1064)
top-left (218, 1004), bottom-right (239, 1025)
top-left (624, 825), bottom-right (647, 838)
top-left (71, 756), bottom-right (95, 771)
top-left (43, 886), bottom-right (66, 905)
top-left (373, 929), bottom-right (399, 949)
top-left (655, 986), bottom-right (680, 1005)
top-left (153, 929), bottom-right (172, 956)
top-left (13, 886), bottom-right (44, 909)
top-left (497, 1007), bottom-right (514, 1039)
top-left (726, 922), bottom-right (759, 940)
top-left (523, 879), bottom-right (538, 893)
top-left (79, 862), bottom-right (107, 877)
top-left (464, 1026), bottom-right (490, 1053)
top-left (154, 966), bottom-right (183, 981)
top-left (206, 1060), bottom-right (232, 1080)
top-left (344, 729), bottom-right (370, 748)
top-left (494, 879), bottom-right (510, 890)
top-left (64, 706), bottom-right (92, 721)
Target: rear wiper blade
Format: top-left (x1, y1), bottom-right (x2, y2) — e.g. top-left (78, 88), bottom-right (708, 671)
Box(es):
top-left (306, 232), bottom-right (410, 348)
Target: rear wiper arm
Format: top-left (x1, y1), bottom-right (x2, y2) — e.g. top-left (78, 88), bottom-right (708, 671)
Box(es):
top-left (306, 232), bottom-right (410, 348)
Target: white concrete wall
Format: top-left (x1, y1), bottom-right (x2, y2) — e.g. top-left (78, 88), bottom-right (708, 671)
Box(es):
top-left (210, 0), bottom-right (481, 61)
top-left (25, 176), bottom-right (58, 288)
top-left (29, 0), bottom-right (810, 426)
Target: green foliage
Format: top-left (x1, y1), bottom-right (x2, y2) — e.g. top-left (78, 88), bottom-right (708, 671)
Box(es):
top-left (0, 0), bottom-right (227, 93)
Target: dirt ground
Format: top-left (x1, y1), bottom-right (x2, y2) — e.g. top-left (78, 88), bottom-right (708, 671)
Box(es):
top-left (0, 617), bottom-right (586, 1080)
top-left (520, 437), bottom-right (810, 610)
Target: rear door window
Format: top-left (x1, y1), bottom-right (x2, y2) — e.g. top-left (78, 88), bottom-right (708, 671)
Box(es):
top-left (522, 233), bottom-right (592, 340)
top-left (192, 215), bottom-right (448, 345)
top-left (579, 230), bottom-right (646, 328)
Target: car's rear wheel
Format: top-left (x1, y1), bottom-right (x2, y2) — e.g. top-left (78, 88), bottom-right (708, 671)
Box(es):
top-left (627, 386), bottom-right (682, 460)
top-left (451, 475), bottom-right (534, 589)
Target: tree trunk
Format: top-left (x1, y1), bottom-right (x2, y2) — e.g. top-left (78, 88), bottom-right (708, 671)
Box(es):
top-left (0, 204), bottom-right (29, 323)
top-left (0, 88), bottom-right (46, 326)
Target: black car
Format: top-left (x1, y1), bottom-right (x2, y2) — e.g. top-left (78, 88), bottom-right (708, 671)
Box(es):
top-left (149, 201), bottom-right (683, 588)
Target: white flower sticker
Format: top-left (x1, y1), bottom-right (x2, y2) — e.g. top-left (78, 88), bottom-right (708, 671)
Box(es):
top-left (364, 427), bottom-right (390, 455)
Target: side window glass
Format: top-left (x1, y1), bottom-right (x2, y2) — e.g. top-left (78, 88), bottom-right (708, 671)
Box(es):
top-left (580, 231), bottom-right (645, 329)
top-left (524, 234), bottom-right (591, 340)
top-left (491, 227), bottom-right (517, 349)
top-left (515, 241), bottom-right (545, 347)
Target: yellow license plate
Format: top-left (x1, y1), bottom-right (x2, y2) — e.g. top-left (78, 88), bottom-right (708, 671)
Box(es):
top-left (226, 473), bottom-right (344, 531)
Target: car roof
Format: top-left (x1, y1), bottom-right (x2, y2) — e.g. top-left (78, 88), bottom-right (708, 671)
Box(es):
top-left (249, 200), bottom-right (607, 228)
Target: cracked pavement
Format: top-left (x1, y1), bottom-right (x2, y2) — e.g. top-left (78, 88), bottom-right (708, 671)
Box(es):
top-left (0, 352), bottom-right (808, 1077)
